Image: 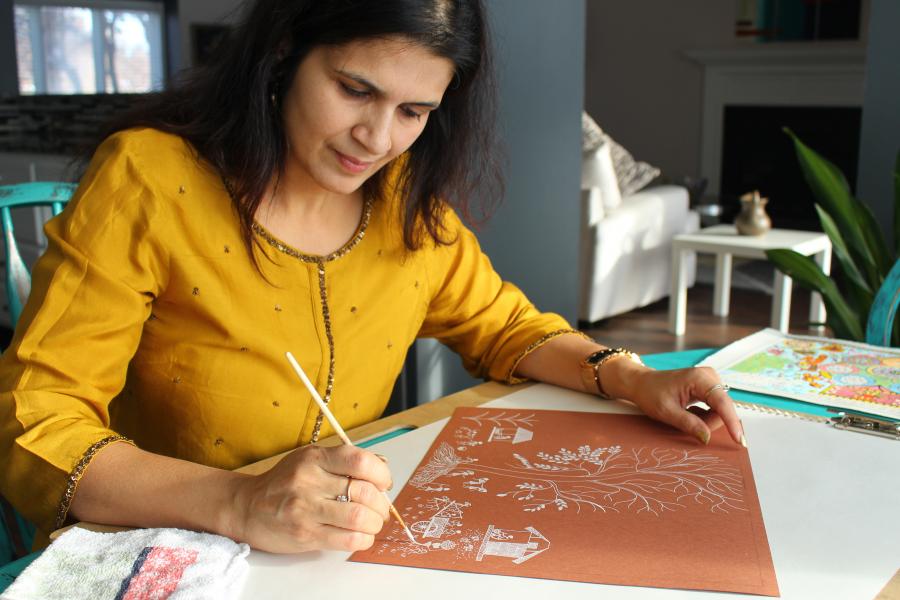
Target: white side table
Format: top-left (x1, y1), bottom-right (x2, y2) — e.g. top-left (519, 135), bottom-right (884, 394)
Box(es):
top-left (668, 225), bottom-right (832, 336)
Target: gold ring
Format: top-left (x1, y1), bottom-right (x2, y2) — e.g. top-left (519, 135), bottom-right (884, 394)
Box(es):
top-left (704, 383), bottom-right (730, 401)
top-left (336, 477), bottom-right (352, 503)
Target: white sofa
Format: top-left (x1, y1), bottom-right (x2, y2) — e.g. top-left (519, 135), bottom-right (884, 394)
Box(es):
top-left (578, 182), bottom-right (699, 324)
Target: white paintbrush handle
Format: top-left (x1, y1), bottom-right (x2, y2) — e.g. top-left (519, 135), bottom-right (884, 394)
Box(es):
top-left (285, 351), bottom-right (352, 446)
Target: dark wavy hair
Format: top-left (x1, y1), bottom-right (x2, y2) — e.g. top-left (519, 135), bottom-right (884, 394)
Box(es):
top-left (86, 0), bottom-right (501, 260)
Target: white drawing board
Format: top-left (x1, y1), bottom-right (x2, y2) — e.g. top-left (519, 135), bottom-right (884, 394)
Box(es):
top-left (237, 384), bottom-right (900, 600)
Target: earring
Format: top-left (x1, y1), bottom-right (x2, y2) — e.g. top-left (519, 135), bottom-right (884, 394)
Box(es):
top-left (269, 79), bottom-right (280, 109)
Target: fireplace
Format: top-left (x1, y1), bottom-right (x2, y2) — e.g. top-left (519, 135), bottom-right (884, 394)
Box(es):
top-left (686, 45), bottom-right (866, 230)
top-left (719, 104), bottom-right (862, 230)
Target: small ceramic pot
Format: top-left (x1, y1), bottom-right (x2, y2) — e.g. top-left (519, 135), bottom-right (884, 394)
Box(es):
top-left (734, 191), bottom-right (772, 236)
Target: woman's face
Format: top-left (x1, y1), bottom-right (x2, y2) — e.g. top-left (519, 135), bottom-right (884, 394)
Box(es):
top-left (280, 36), bottom-right (456, 196)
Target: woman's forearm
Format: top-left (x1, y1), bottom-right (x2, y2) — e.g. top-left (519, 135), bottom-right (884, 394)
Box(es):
top-left (515, 333), bottom-right (745, 445)
top-left (67, 440), bottom-right (396, 553)
top-left (514, 334), bottom-right (648, 399)
top-left (68, 441), bottom-right (249, 539)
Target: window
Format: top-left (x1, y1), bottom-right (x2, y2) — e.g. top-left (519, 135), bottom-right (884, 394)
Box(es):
top-left (14, 0), bottom-right (165, 95)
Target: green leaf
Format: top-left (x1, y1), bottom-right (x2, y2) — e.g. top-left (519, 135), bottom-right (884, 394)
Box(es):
top-left (851, 198), bottom-right (892, 283)
top-left (814, 204), bottom-right (873, 310)
top-left (894, 151), bottom-right (900, 256)
top-left (784, 128), bottom-right (875, 276)
top-left (766, 249), bottom-right (864, 340)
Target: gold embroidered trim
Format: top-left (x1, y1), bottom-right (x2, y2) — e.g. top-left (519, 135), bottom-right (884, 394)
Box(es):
top-left (55, 435), bottom-right (133, 529)
top-left (252, 198), bottom-right (373, 263)
top-left (309, 258), bottom-right (337, 443)
top-left (505, 329), bottom-right (593, 384)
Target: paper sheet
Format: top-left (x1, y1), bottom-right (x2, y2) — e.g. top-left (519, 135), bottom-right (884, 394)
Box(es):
top-left (699, 328), bottom-right (900, 420)
top-left (351, 407), bottom-right (779, 596)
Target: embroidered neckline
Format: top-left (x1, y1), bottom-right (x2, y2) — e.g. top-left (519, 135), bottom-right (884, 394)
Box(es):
top-left (252, 198), bottom-right (373, 263)
top-left (220, 176), bottom-right (373, 263)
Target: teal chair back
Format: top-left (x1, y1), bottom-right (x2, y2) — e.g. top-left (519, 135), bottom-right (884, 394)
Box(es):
top-left (0, 182), bottom-right (75, 327)
top-left (0, 183), bottom-right (74, 579)
top-left (0, 496), bottom-right (34, 567)
top-left (865, 257), bottom-right (900, 347)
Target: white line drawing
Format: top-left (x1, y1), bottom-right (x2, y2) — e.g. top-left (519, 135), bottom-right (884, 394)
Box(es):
top-left (461, 411), bottom-right (538, 429)
top-left (376, 496), bottom-right (470, 558)
top-left (462, 477), bottom-right (489, 493)
top-left (376, 536), bottom-right (445, 558)
top-left (453, 417), bottom-right (532, 451)
top-left (411, 442), bottom-right (478, 487)
top-left (453, 426), bottom-right (483, 451)
top-left (476, 525), bottom-right (550, 564)
top-left (487, 425), bottom-right (533, 444)
top-left (410, 497), bottom-right (470, 539)
top-left (410, 442), bottom-right (747, 516)
top-left (452, 530), bottom-right (487, 561)
top-left (375, 493), bottom-right (550, 566)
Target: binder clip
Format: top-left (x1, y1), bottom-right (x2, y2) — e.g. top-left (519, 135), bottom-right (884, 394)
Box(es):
top-left (829, 412), bottom-right (900, 440)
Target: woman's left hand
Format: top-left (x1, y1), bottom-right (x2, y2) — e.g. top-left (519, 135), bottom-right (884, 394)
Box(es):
top-left (619, 364), bottom-right (746, 446)
top-left (515, 336), bottom-right (746, 447)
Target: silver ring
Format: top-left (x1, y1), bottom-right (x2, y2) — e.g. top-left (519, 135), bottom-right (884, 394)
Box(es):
top-left (704, 382), bottom-right (730, 401)
top-left (336, 477), bottom-right (352, 503)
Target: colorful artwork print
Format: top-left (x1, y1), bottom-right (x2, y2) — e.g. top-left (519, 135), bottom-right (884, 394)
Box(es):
top-left (350, 408), bottom-right (779, 597)
top-left (706, 329), bottom-right (900, 420)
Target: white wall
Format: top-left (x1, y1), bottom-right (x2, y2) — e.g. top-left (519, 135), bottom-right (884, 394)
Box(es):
top-left (584, 2), bottom-right (739, 181)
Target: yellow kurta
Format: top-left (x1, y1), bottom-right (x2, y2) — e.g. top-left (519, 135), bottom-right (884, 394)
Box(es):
top-left (0, 128), bottom-right (579, 535)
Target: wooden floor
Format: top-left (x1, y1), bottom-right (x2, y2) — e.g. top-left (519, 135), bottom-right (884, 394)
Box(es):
top-left (581, 283), bottom-right (827, 355)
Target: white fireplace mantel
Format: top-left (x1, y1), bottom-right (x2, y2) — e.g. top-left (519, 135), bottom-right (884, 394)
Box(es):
top-left (684, 45), bottom-right (867, 195)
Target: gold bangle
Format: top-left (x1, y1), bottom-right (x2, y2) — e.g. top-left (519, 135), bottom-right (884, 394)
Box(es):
top-left (582, 348), bottom-right (643, 399)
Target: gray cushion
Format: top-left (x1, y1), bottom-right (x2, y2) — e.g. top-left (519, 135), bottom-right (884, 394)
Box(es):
top-left (581, 112), bottom-right (661, 196)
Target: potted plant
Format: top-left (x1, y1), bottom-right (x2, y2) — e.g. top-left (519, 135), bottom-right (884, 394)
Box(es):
top-left (765, 129), bottom-right (900, 344)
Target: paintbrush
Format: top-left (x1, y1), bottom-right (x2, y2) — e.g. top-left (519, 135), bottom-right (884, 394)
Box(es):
top-left (285, 352), bottom-right (422, 546)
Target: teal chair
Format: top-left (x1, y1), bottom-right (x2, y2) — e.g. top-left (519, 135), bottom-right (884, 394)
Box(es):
top-left (0, 182), bottom-right (75, 591)
top-left (0, 182), bottom-right (75, 327)
top-left (865, 257), bottom-right (900, 347)
top-left (0, 498), bottom-right (39, 592)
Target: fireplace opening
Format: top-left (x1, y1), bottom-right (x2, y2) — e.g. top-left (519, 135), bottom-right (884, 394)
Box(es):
top-left (719, 105), bottom-right (862, 231)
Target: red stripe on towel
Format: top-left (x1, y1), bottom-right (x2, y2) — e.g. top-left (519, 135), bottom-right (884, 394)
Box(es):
top-left (121, 546), bottom-right (199, 599)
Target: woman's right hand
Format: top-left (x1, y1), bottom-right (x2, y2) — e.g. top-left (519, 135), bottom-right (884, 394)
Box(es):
top-left (228, 444), bottom-right (393, 553)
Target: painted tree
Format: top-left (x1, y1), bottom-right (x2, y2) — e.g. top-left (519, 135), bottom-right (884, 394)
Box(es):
top-left (410, 441), bottom-right (746, 516)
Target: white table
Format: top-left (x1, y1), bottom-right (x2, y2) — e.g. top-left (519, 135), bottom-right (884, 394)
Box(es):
top-left (668, 225), bottom-right (832, 336)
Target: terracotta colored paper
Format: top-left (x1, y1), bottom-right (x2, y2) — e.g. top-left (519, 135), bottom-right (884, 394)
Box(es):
top-left (351, 407), bottom-right (779, 596)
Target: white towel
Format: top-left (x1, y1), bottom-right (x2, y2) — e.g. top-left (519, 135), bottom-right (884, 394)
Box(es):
top-left (1, 526), bottom-right (250, 600)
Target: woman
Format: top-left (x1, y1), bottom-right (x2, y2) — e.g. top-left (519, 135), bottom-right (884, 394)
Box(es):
top-left (0, 0), bottom-right (743, 554)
